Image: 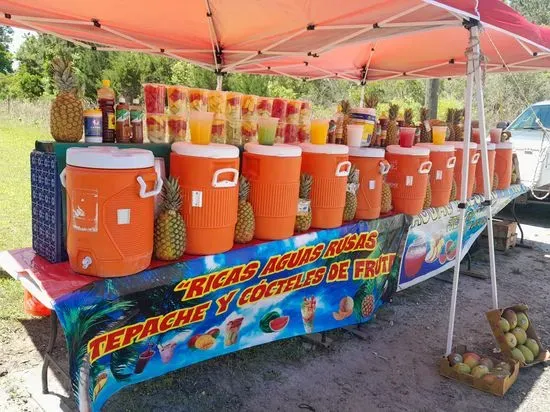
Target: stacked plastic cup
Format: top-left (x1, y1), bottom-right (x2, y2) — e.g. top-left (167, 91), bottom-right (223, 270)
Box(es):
top-left (283, 99), bottom-right (302, 144)
top-left (298, 100), bottom-right (312, 143)
top-left (166, 85), bottom-right (189, 143)
top-left (208, 90), bottom-right (227, 143)
top-left (189, 88), bottom-right (207, 112)
top-left (143, 83), bottom-right (166, 143)
top-left (272, 98), bottom-right (288, 143)
top-left (257, 97), bottom-right (273, 118)
top-left (225, 91), bottom-right (243, 145)
top-left (241, 95), bottom-right (258, 144)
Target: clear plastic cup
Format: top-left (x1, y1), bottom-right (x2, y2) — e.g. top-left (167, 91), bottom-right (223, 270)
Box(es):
top-left (211, 114), bottom-right (226, 143)
top-left (226, 92), bottom-right (243, 120)
top-left (299, 101), bottom-right (312, 124)
top-left (241, 118), bottom-right (258, 143)
top-left (310, 119), bottom-right (329, 145)
top-left (189, 88), bottom-right (207, 111)
top-left (399, 127), bottom-right (417, 148)
top-left (241, 95), bottom-right (258, 119)
top-left (432, 125), bottom-right (447, 145)
top-left (143, 84), bottom-right (166, 114)
top-left (207, 90), bottom-right (227, 114)
top-left (472, 128), bottom-right (480, 143)
top-left (346, 124), bottom-right (363, 147)
top-left (286, 100), bottom-right (302, 124)
top-left (257, 97), bottom-right (273, 118)
top-left (226, 119), bottom-right (242, 146)
top-left (166, 86), bottom-right (188, 115)
top-left (189, 111), bottom-right (214, 145)
top-left (271, 98), bottom-right (288, 121)
top-left (167, 115), bottom-right (187, 142)
top-left (490, 128), bottom-right (502, 144)
top-left (146, 113), bottom-right (166, 143)
top-left (257, 117), bottom-right (279, 145)
top-left (284, 123), bottom-right (299, 144)
top-left (298, 123), bottom-right (311, 143)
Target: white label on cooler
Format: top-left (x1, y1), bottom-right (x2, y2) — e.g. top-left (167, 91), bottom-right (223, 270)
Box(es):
top-left (117, 209), bottom-right (131, 225)
top-left (192, 191), bottom-right (203, 207)
top-left (406, 176), bottom-right (414, 186)
top-left (436, 170), bottom-right (443, 180)
top-left (369, 180), bottom-right (376, 190)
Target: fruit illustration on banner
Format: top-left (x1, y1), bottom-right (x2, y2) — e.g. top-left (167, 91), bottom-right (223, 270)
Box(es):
top-left (154, 177), bottom-right (186, 260)
top-left (333, 296), bottom-right (354, 321)
top-left (259, 310), bottom-right (289, 333)
top-left (353, 280), bottom-right (375, 319)
top-left (404, 236), bottom-right (427, 277)
top-left (445, 240), bottom-right (457, 261)
top-left (224, 316), bottom-right (244, 346)
top-left (92, 372), bottom-right (108, 400)
top-left (188, 328), bottom-right (220, 350)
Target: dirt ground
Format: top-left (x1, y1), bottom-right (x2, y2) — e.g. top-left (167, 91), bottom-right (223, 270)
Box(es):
top-left (1, 203), bottom-right (549, 412)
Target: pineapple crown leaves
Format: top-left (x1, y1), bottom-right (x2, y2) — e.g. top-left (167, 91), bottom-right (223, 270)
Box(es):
top-left (299, 173), bottom-right (313, 199)
top-left (238, 175), bottom-right (250, 202)
top-left (347, 164), bottom-right (359, 184)
top-left (160, 176), bottom-right (183, 212)
top-left (339, 99), bottom-right (351, 114)
top-left (403, 108), bottom-right (414, 126)
top-left (388, 103), bottom-right (399, 120)
top-left (420, 107), bottom-right (430, 122)
top-left (52, 57), bottom-right (79, 93)
top-left (364, 94), bottom-right (379, 109)
top-left (446, 108), bottom-right (455, 124)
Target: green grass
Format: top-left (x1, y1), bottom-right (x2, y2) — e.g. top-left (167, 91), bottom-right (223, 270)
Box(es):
top-left (0, 118), bottom-right (51, 320)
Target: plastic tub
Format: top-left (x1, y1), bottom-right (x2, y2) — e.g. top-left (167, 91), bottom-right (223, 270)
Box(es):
top-left (300, 143), bottom-right (350, 228)
top-left (474, 143), bottom-right (496, 194)
top-left (243, 143), bottom-right (302, 240)
top-left (494, 142), bottom-right (513, 190)
top-left (450, 142), bottom-right (479, 199)
top-left (170, 143), bottom-right (239, 255)
top-left (349, 147), bottom-right (389, 219)
top-left (61, 147), bottom-right (161, 277)
top-left (417, 143), bottom-right (456, 207)
top-left (385, 145), bottom-right (432, 215)
top-left (350, 107), bottom-right (376, 147)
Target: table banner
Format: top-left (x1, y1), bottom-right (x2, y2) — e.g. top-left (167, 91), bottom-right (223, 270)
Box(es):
top-left (54, 214), bottom-right (408, 411)
top-left (397, 184), bottom-right (527, 291)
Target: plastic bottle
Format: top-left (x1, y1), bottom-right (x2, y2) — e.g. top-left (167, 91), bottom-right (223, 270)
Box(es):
top-left (98, 80), bottom-right (116, 143)
top-left (130, 99), bottom-right (144, 143)
top-left (115, 97), bottom-right (131, 143)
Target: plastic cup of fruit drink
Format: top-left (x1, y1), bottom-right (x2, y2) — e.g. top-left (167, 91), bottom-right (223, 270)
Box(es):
top-left (301, 296), bottom-right (316, 333)
top-left (143, 84), bottom-right (166, 114)
top-left (158, 342), bottom-right (176, 364)
top-left (189, 111), bottom-right (214, 145)
top-left (347, 124), bottom-right (363, 147)
top-left (310, 119), bottom-right (329, 145)
top-left (257, 117), bottom-right (279, 145)
top-left (224, 317), bottom-right (244, 346)
top-left (399, 127), bottom-right (417, 148)
top-left (432, 125), bottom-right (447, 145)
top-left (134, 347), bottom-right (155, 373)
top-left (471, 128), bottom-right (481, 143)
top-left (404, 238), bottom-right (427, 277)
top-left (489, 128), bottom-right (502, 144)
top-left (271, 98), bottom-right (288, 121)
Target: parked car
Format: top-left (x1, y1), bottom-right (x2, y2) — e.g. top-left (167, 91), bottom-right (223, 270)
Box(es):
top-left (505, 101), bottom-right (550, 191)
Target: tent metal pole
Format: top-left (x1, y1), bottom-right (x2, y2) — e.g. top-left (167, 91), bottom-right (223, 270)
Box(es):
top-left (472, 26), bottom-right (498, 310)
top-left (216, 75), bottom-right (223, 91)
top-left (445, 23), bottom-right (476, 356)
top-left (359, 84), bottom-right (365, 108)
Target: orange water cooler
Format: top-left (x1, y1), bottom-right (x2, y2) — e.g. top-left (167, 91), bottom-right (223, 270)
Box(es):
top-left (242, 143), bottom-right (302, 240)
top-left (474, 143), bottom-right (496, 194)
top-left (494, 142), bottom-right (513, 190)
top-left (300, 143), bottom-right (350, 229)
top-left (450, 142), bottom-right (479, 199)
top-left (417, 143), bottom-right (456, 207)
top-left (61, 147), bottom-right (162, 277)
top-left (348, 147), bottom-right (390, 220)
top-left (385, 145), bottom-right (432, 215)
top-left (170, 143), bottom-right (239, 255)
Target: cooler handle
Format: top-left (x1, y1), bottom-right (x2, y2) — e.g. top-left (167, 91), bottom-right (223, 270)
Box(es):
top-left (212, 168), bottom-right (239, 188)
top-left (471, 153), bottom-right (480, 164)
top-left (335, 161), bottom-right (351, 177)
top-left (447, 156), bottom-right (456, 169)
top-left (418, 160), bottom-right (432, 174)
top-left (59, 168), bottom-right (67, 188)
top-left (137, 169), bottom-right (163, 199)
top-left (379, 160), bottom-right (390, 175)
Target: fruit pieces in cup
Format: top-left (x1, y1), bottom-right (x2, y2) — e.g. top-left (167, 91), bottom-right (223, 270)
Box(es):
top-left (257, 97), bottom-right (273, 118)
top-left (211, 114), bottom-right (226, 144)
top-left (275, 121), bottom-right (285, 144)
top-left (286, 100), bottom-right (302, 124)
top-left (257, 117), bottom-right (278, 145)
top-left (489, 128), bottom-right (502, 144)
top-left (189, 88), bottom-right (207, 111)
top-left (189, 111), bottom-right (214, 145)
top-left (298, 123), bottom-right (311, 143)
top-left (146, 114), bottom-right (166, 143)
top-left (167, 86), bottom-right (188, 115)
top-left (167, 115), bottom-right (187, 142)
top-left (226, 92), bottom-right (243, 120)
top-left (284, 123), bottom-right (299, 144)
top-left (299, 101), bottom-right (312, 124)
top-left (310, 119), bottom-right (329, 145)
top-left (271, 98), bottom-right (287, 121)
top-left (226, 119), bottom-right (242, 146)
top-left (241, 95), bottom-right (257, 119)
top-left (432, 125), bottom-right (447, 145)
top-left (242, 119), bottom-right (258, 143)
top-left (399, 127), bottom-right (417, 148)
top-left (143, 84), bottom-right (166, 114)
top-left (207, 90), bottom-right (227, 114)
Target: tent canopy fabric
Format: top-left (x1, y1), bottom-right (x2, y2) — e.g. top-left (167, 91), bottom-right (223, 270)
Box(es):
top-left (0, 0), bottom-right (549, 81)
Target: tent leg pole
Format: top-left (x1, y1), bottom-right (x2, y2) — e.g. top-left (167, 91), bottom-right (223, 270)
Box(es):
top-left (216, 74), bottom-right (223, 91)
top-left (359, 84), bottom-right (365, 108)
top-left (445, 25), bottom-right (476, 356)
top-left (471, 25), bottom-right (498, 310)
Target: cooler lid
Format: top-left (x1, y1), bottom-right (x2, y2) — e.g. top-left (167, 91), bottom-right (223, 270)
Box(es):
top-left (66, 147), bottom-right (154, 169)
top-left (495, 142), bottom-right (513, 149)
top-left (386, 145), bottom-right (429, 156)
top-left (348, 147), bottom-right (385, 158)
top-left (244, 143), bottom-right (301, 157)
top-left (448, 141), bottom-right (478, 150)
top-left (300, 143), bottom-right (349, 155)
top-left (416, 143), bottom-right (455, 152)
top-left (483, 143), bottom-right (496, 151)
top-left (171, 142), bottom-right (239, 159)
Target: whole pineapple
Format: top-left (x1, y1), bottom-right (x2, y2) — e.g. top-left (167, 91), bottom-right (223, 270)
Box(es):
top-left (340, 100), bottom-right (352, 145)
top-left (380, 181), bottom-right (392, 214)
top-left (450, 179), bottom-right (457, 202)
top-left (446, 109), bottom-right (456, 141)
top-left (154, 177), bottom-right (186, 260)
top-left (423, 181), bottom-right (432, 209)
top-left (295, 173), bottom-right (313, 232)
top-left (365, 94), bottom-right (379, 110)
top-left (419, 107), bottom-right (431, 143)
top-left (453, 109), bottom-right (464, 141)
top-left (492, 174), bottom-right (499, 191)
top-left (50, 57), bottom-right (83, 142)
top-left (343, 165), bottom-right (359, 221)
top-left (354, 279), bottom-right (375, 319)
top-left (235, 176), bottom-right (255, 243)
top-left (386, 104), bottom-right (399, 146)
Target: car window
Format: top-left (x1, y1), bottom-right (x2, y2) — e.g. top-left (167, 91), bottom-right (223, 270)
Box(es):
top-left (509, 105), bottom-right (550, 130)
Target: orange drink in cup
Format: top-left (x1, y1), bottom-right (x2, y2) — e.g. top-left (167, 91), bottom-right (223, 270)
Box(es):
top-left (432, 125), bottom-right (447, 145)
top-left (310, 119), bottom-right (329, 145)
top-left (189, 111), bottom-right (214, 145)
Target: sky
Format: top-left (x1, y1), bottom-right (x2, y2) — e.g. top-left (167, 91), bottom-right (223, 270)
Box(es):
top-left (10, 27), bottom-right (35, 53)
